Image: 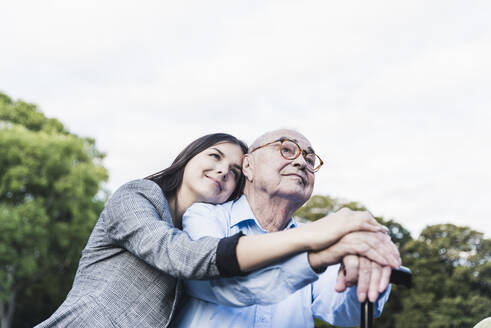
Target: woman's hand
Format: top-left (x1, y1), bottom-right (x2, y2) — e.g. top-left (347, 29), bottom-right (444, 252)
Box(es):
top-left (307, 230), bottom-right (401, 271)
top-left (298, 207), bottom-right (388, 251)
top-left (235, 208), bottom-right (391, 273)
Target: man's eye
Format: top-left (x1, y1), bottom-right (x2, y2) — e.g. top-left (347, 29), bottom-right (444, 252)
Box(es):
top-left (305, 156), bottom-right (315, 166)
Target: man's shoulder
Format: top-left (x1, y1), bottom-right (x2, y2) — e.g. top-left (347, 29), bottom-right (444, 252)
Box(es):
top-left (186, 198), bottom-right (235, 218)
top-left (183, 199), bottom-right (239, 237)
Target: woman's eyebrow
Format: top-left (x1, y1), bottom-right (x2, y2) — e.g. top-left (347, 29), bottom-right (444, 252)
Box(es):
top-left (211, 147), bottom-right (224, 156)
top-left (211, 147), bottom-right (242, 169)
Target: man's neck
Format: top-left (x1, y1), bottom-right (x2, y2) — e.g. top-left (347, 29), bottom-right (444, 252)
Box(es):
top-left (244, 188), bottom-right (298, 232)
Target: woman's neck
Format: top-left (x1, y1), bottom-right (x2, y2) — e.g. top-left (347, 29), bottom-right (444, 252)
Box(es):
top-left (167, 188), bottom-right (196, 230)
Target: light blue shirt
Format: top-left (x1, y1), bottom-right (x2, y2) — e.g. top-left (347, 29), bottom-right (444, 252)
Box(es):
top-left (173, 195), bottom-right (390, 328)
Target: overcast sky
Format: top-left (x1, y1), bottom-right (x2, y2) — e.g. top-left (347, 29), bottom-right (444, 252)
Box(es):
top-left (1, 1), bottom-right (490, 238)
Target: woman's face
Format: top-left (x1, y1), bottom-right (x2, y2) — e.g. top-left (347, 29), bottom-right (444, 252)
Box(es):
top-left (181, 142), bottom-right (244, 204)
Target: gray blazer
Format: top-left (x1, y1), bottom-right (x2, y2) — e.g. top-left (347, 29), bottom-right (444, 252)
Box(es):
top-left (36, 179), bottom-right (227, 327)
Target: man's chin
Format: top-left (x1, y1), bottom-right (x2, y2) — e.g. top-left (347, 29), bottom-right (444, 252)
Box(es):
top-left (278, 188), bottom-right (310, 204)
top-left (284, 179), bottom-right (311, 191)
top-left (284, 175), bottom-right (306, 185)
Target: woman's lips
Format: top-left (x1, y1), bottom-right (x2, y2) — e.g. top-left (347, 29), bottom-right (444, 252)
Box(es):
top-left (206, 175), bottom-right (222, 192)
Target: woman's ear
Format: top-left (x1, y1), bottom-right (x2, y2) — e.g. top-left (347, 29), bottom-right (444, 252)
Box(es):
top-left (241, 154), bottom-right (254, 182)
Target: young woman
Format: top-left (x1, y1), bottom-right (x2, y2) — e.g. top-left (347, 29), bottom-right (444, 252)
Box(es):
top-left (36, 133), bottom-right (385, 327)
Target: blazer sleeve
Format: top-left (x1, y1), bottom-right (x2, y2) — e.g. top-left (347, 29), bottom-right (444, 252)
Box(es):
top-left (103, 179), bottom-right (228, 280)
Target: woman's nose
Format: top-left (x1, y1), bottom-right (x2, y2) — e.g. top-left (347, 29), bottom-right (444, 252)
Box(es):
top-left (216, 167), bottom-right (229, 180)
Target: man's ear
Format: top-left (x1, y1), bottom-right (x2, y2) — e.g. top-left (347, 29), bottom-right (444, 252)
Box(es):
top-left (242, 154), bottom-right (254, 182)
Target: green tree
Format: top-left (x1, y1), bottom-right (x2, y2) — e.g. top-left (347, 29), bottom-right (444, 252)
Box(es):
top-left (0, 91), bottom-right (108, 328)
top-left (395, 224), bottom-right (491, 328)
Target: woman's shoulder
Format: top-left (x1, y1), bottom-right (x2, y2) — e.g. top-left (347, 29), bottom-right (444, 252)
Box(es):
top-left (117, 179), bottom-right (161, 192)
top-left (109, 179), bottom-right (168, 208)
top-left (103, 179), bottom-right (172, 222)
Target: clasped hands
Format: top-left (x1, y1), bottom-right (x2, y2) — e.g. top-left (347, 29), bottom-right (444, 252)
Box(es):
top-left (299, 208), bottom-right (401, 303)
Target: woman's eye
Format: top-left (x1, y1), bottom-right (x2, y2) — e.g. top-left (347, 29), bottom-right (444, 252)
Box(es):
top-left (210, 153), bottom-right (220, 159)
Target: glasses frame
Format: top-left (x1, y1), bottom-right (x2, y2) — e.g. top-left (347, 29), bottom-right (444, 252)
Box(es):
top-left (250, 137), bottom-right (324, 173)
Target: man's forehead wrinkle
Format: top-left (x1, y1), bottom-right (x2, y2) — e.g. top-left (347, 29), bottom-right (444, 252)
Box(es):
top-left (249, 129), bottom-right (310, 152)
top-left (249, 130), bottom-right (281, 152)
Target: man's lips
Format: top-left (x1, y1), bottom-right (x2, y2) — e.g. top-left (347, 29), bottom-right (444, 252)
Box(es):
top-left (283, 173), bottom-right (306, 184)
top-left (206, 175), bottom-right (222, 192)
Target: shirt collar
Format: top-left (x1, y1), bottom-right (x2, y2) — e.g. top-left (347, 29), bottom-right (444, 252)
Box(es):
top-left (230, 195), bottom-right (298, 231)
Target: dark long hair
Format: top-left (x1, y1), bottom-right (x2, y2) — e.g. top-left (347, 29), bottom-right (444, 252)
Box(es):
top-left (145, 133), bottom-right (248, 202)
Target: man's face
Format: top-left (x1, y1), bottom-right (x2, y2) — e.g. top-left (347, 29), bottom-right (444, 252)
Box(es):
top-left (245, 130), bottom-right (315, 206)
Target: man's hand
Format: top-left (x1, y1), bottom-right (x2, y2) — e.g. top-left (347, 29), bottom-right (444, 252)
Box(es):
top-left (298, 208), bottom-right (388, 251)
top-left (307, 231), bottom-right (400, 272)
top-left (335, 255), bottom-right (392, 302)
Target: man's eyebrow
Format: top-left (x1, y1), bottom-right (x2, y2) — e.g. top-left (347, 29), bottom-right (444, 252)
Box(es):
top-left (287, 137), bottom-right (315, 154)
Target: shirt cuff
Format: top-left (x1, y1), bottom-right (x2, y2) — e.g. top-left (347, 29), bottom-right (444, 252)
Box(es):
top-left (284, 252), bottom-right (320, 291)
top-left (216, 232), bottom-right (245, 277)
top-left (374, 283), bottom-right (392, 317)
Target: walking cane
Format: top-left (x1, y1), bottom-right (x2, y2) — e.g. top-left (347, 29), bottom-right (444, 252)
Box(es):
top-left (360, 266), bottom-right (412, 328)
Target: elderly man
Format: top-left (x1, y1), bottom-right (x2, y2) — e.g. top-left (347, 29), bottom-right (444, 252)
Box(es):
top-left (173, 129), bottom-right (399, 327)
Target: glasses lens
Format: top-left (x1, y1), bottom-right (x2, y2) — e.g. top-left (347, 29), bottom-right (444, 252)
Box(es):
top-left (304, 153), bottom-right (317, 170)
top-left (280, 140), bottom-right (300, 159)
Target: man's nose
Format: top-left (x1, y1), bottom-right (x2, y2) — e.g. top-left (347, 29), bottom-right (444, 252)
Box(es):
top-left (292, 155), bottom-right (307, 170)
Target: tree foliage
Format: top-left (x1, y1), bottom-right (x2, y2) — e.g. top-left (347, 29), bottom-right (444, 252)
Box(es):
top-left (0, 91), bottom-right (108, 328)
top-left (395, 224), bottom-right (491, 328)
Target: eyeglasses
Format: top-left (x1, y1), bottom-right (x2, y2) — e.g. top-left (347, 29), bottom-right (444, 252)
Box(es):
top-left (250, 137), bottom-right (324, 173)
